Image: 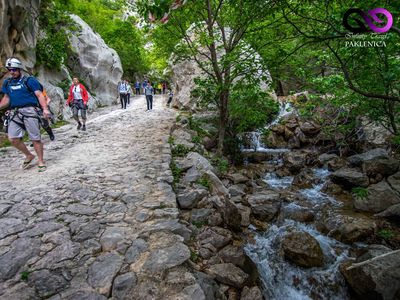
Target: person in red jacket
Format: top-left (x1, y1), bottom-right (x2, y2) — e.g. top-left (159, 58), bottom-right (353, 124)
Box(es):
top-left (66, 77), bottom-right (89, 131)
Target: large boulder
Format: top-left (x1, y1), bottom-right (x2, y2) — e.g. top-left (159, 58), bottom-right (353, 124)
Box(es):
top-left (67, 14), bottom-right (122, 106)
top-left (353, 181), bottom-right (400, 213)
top-left (340, 245), bottom-right (400, 300)
top-left (281, 231), bottom-right (324, 268)
top-left (362, 158), bottom-right (399, 177)
top-left (347, 148), bottom-right (389, 167)
top-left (330, 168), bottom-right (369, 189)
top-left (247, 191), bottom-right (281, 221)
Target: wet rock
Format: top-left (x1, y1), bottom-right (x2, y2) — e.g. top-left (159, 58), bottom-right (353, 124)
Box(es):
top-left (347, 148), bottom-right (389, 167)
top-left (0, 238), bottom-right (41, 280)
top-left (142, 242), bottom-right (190, 273)
top-left (198, 227), bottom-right (232, 250)
top-left (283, 152), bottom-right (307, 174)
top-left (281, 231), bottom-right (324, 268)
top-left (287, 136), bottom-right (300, 149)
top-left (374, 203), bottom-right (400, 221)
top-left (318, 153), bottom-right (339, 166)
top-left (111, 272), bottom-right (137, 299)
top-left (240, 286), bottom-right (263, 300)
top-left (340, 245), bottom-right (400, 300)
top-left (354, 181), bottom-right (400, 213)
top-left (242, 151), bottom-right (271, 163)
top-left (247, 192), bottom-right (281, 222)
top-left (281, 204), bottom-right (315, 223)
top-left (177, 189), bottom-right (208, 209)
top-left (292, 169), bottom-right (315, 189)
top-left (271, 124), bottom-right (285, 135)
top-left (318, 214), bottom-right (376, 244)
top-left (295, 127), bottom-right (308, 144)
top-left (88, 252), bottom-right (123, 296)
top-left (330, 167), bottom-right (369, 189)
top-left (207, 263), bottom-right (249, 288)
top-left (28, 269), bottom-right (68, 298)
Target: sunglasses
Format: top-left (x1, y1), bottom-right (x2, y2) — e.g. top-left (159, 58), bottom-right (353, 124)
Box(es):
top-left (7, 68), bottom-right (19, 72)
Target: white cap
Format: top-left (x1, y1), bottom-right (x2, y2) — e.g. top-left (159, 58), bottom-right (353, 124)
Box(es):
top-left (5, 57), bottom-right (23, 69)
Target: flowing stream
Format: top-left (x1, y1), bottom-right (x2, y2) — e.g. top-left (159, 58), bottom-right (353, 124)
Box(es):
top-left (242, 102), bottom-right (350, 299)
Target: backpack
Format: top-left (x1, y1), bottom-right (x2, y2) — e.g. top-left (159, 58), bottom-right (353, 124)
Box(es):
top-left (4, 76), bottom-right (43, 106)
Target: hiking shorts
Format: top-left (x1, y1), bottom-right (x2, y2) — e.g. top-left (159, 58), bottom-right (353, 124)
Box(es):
top-left (72, 100), bottom-right (87, 119)
top-left (8, 107), bottom-right (41, 141)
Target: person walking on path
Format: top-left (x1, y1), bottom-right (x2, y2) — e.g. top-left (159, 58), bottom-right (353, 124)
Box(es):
top-left (127, 81), bottom-right (132, 106)
top-left (135, 81), bottom-right (141, 95)
top-left (0, 57), bottom-right (50, 172)
top-left (162, 82), bottom-right (167, 94)
top-left (142, 79), bottom-right (148, 95)
top-left (66, 77), bottom-right (89, 131)
top-left (166, 89), bottom-right (173, 107)
top-left (144, 83), bottom-right (154, 111)
top-left (118, 80), bottom-right (128, 109)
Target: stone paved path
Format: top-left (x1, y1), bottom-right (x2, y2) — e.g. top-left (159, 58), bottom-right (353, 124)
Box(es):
top-left (0, 96), bottom-right (197, 299)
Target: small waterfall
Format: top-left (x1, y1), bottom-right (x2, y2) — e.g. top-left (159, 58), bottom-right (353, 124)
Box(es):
top-left (247, 167), bottom-right (351, 299)
top-left (245, 220), bottom-right (349, 300)
top-left (241, 101), bottom-right (293, 152)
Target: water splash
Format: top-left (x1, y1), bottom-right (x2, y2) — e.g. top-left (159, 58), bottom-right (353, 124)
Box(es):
top-left (264, 172), bottom-right (293, 189)
top-left (245, 220), bottom-right (349, 300)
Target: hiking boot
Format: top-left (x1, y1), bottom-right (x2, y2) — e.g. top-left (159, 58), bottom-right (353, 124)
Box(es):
top-left (77, 122), bottom-right (82, 130)
top-left (82, 125), bottom-right (86, 131)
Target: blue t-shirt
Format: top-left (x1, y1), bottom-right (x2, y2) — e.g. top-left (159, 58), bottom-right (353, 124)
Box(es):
top-left (1, 76), bottom-right (42, 108)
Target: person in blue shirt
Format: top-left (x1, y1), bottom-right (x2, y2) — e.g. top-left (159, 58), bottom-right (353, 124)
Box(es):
top-left (0, 57), bottom-right (50, 172)
top-left (144, 83), bottom-right (154, 110)
top-left (135, 81), bottom-right (141, 95)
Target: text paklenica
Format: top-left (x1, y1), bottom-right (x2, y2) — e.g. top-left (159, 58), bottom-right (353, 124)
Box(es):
top-left (345, 41), bottom-right (387, 47)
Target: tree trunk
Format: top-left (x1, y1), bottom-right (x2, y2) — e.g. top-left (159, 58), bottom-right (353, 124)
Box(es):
top-left (217, 90), bottom-right (229, 155)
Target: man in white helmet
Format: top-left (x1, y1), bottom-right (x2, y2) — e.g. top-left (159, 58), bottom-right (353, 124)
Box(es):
top-left (0, 58), bottom-right (50, 172)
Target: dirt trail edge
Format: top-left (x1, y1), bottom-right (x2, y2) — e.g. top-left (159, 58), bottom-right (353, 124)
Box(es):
top-left (0, 95), bottom-right (197, 299)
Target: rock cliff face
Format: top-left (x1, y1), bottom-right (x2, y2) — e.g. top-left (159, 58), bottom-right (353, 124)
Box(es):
top-left (0, 0), bottom-right (40, 71)
top-left (67, 14), bottom-right (123, 107)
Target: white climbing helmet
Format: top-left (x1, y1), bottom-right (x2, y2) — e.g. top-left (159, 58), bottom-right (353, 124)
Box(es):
top-left (5, 57), bottom-right (23, 69)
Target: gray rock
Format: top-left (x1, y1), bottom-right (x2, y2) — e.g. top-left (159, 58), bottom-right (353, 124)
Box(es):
top-left (247, 192), bottom-right (281, 221)
top-left (387, 171), bottom-right (400, 194)
top-left (330, 168), bottom-right (369, 189)
top-left (348, 148), bottom-right (389, 167)
top-left (111, 272), bottom-right (137, 300)
top-left (73, 221), bottom-right (101, 242)
top-left (207, 263), bottom-right (249, 288)
top-left (34, 240), bottom-right (80, 269)
top-left (193, 271), bottom-right (222, 300)
top-left (177, 189), bottom-right (208, 209)
top-left (281, 231), bottom-right (324, 268)
top-left (191, 209), bottom-right (212, 223)
top-left (240, 286), bottom-right (263, 300)
top-left (66, 204), bottom-right (100, 216)
top-left (183, 166), bottom-right (201, 183)
top-left (88, 253), bottom-right (123, 296)
top-left (0, 282), bottom-right (37, 300)
top-left (375, 203), bottom-right (400, 220)
top-left (28, 269), bottom-right (68, 298)
top-left (227, 173), bottom-right (249, 184)
top-left (198, 227), bottom-right (232, 250)
top-left (185, 152), bottom-right (216, 173)
top-left (283, 151), bottom-right (307, 174)
top-left (205, 170), bottom-right (229, 196)
top-left (64, 290), bottom-right (107, 300)
top-left (146, 220), bottom-right (192, 242)
top-left (354, 181), bottom-right (400, 213)
top-left (125, 239), bottom-right (148, 264)
top-left (236, 204), bottom-right (251, 227)
top-left (100, 227), bottom-right (128, 251)
top-left (340, 245), bottom-right (400, 300)
top-left (20, 221), bottom-right (64, 238)
top-left (142, 242), bottom-right (190, 273)
top-left (0, 218), bottom-right (25, 239)
top-left (362, 158), bottom-right (399, 177)
top-left (179, 283), bottom-right (206, 300)
top-left (218, 245), bottom-right (246, 268)
top-left (228, 185), bottom-right (245, 197)
top-left (0, 238), bottom-right (41, 280)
